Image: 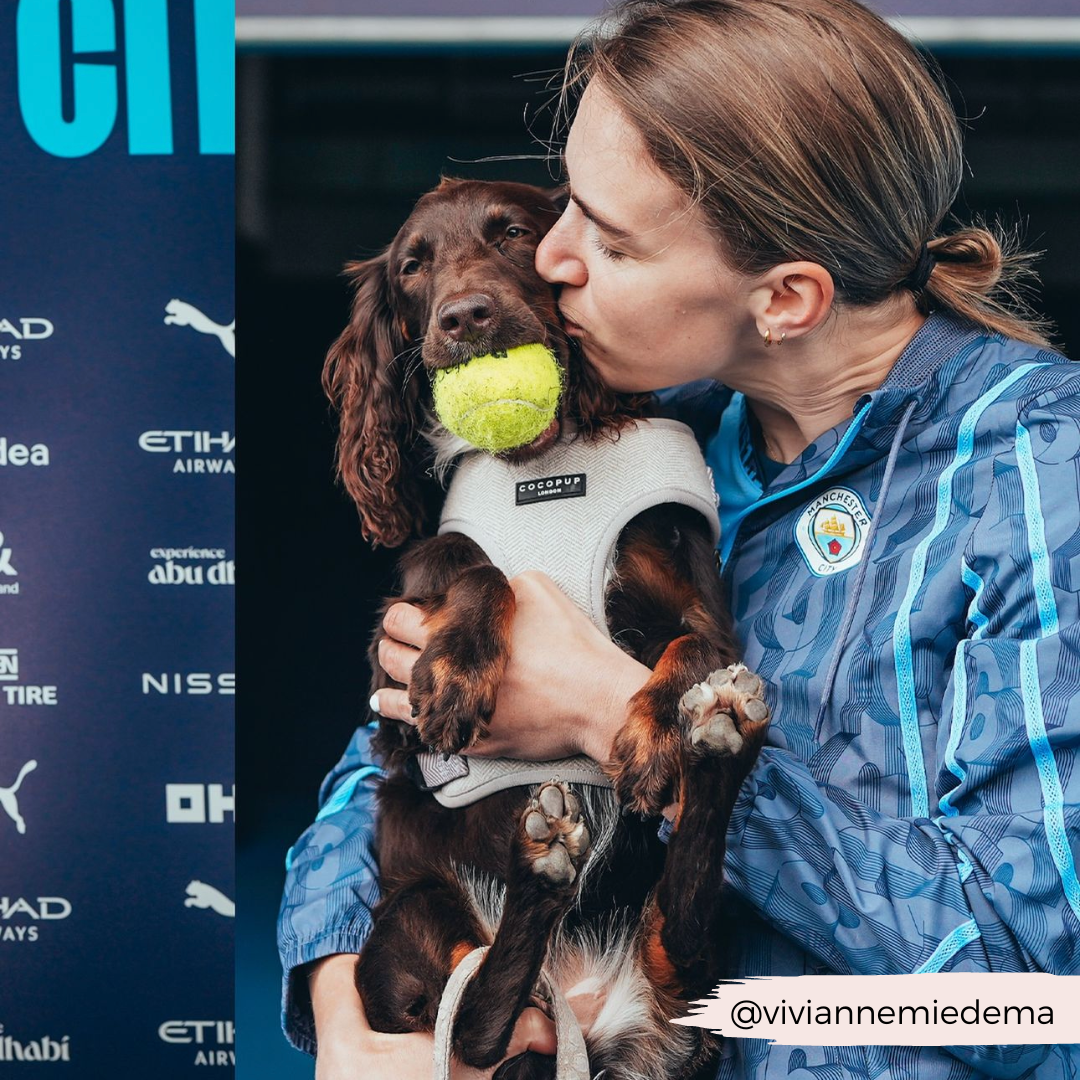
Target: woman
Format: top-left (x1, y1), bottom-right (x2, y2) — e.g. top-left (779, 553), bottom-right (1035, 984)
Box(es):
top-left (279, 2), bottom-right (1079, 1077)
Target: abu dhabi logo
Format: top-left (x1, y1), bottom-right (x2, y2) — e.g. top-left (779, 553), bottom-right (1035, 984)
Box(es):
top-left (165, 300), bottom-right (234, 358)
top-left (148, 546), bottom-right (233, 586)
top-left (0, 1025), bottom-right (71, 1063)
top-left (0, 532), bottom-right (17, 595)
top-left (1, 760), bottom-right (36, 835)
top-left (184, 881), bottom-right (234, 918)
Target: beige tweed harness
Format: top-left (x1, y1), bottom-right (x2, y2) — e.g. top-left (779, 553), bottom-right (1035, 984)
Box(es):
top-left (415, 418), bottom-right (720, 807)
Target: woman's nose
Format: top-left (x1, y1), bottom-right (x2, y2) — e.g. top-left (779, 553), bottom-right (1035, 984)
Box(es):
top-left (536, 207), bottom-right (588, 288)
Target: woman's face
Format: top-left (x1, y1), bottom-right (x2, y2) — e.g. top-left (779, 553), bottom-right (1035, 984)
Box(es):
top-left (535, 81), bottom-right (751, 393)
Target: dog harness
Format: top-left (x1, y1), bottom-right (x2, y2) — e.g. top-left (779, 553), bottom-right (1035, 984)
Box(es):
top-left (434, 945), bottom-right (590, 1080)
top-left (415, 418), bottom-right (720, 807)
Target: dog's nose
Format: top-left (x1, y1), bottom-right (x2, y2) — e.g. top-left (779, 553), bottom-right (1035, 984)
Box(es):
top-left (437, 294), bottom-right (496, 341)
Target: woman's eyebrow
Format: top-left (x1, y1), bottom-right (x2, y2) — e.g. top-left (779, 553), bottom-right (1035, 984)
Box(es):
top-left (571, 193), bottom-right (633, 242)
top-left (559, 150), bottom-right (634, 242)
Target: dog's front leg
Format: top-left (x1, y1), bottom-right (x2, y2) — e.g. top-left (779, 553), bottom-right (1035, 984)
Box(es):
top-left (603, 506), bottom-right (744, 816)
top-left (641, 666), bottom-right (771, 1001)
top-left (451, 781), bottom-right (591, 1070)
top-left (407, 562), bottom-right (515, 754)
top-left (371, 532), bottom-right (508, 756)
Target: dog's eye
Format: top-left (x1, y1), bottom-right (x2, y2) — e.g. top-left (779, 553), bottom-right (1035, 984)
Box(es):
top-left (401, 258), bottom-right (423, 276)
top-left (504, 226), bottom-right (530, 240)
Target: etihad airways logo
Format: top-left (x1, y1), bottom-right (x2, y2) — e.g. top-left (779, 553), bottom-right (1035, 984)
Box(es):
top-left (0, 896), bottom-right (72, 943)
top-left (159, 1020), bottom-right (234, 1067)
top-left (0, 318), bottom-right (53, 361)
top-left (139, 431), bottom-right (235, 475)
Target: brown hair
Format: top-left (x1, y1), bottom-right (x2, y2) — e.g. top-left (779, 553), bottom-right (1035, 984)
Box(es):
top-left (560, 0), bottom-right (1051, 346)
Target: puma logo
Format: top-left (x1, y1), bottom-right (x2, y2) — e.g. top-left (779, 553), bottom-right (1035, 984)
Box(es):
top-left (184, 880), bottom-right (235, 917)
top-left (164, 299), bottom-right (235, 358)
top-left (1, 760), bottom-right (37, 834)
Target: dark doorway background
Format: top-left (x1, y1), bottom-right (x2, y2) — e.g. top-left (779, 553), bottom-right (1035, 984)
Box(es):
top-left (236, 45), bottom-right (1080, 1076)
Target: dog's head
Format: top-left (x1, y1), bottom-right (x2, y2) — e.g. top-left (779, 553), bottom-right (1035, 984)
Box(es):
top-left (323, 178), bottom-right (647, 548)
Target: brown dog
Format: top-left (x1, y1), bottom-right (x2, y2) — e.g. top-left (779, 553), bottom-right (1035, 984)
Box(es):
top-left (323, 177), bottom-right (769, 1079)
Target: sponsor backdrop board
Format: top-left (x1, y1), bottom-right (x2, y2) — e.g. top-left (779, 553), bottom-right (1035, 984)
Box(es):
top-left (1, 1), bottom-right (234, 1074)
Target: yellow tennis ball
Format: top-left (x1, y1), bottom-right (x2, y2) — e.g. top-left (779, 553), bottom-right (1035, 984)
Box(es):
top-left (432, 344), bottom-right (562, 452)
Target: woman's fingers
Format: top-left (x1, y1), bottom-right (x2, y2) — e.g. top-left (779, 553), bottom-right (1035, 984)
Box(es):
top-left (369, 687), bottom-right (413, 722)
top-left (505, 1007), bottom-right (558, 1058)
top-left (376, 635), bottom-right (419, 685)
top-left (371, 606), bottom-right (428, 722)
top-left (369, 634), bottom-right (416, 721)
top-left (383, 601), bottom-right (431, 649)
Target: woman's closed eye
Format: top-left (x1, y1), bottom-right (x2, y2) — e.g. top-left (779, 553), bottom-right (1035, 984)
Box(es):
top-left (591, 233), bottom-right (626, 262)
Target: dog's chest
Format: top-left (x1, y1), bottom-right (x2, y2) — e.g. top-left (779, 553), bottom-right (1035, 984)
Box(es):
top-left (437, 418), bottom-right (719, 636)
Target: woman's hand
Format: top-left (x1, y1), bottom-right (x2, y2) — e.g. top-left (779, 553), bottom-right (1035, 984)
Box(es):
top-left (372, 570), bottom-right (650, 763)
top-left (309, 954), bottom-right (557, 1080)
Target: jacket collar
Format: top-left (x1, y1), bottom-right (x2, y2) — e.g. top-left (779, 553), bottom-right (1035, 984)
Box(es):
top-left (722, 310), bottom-right (987, 482)
top-left (686, 312), bottom-right (991, 558)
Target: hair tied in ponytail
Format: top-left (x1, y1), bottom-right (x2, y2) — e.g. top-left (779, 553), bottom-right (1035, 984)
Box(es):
top-left (904, 243), bottom-right (935, 292)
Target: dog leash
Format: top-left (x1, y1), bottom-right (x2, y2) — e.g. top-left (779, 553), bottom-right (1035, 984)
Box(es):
top-left (432, 945), bottom-right (591, 1080)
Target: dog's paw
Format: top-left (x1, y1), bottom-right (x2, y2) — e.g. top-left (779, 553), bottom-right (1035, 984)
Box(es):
top-left (679, 663), bottom-right (770, 759)
top-left (609, 717), bottom-right (681, 818)
top-left (407, 568), bottom-right (514, 755)
top-left (410, 649), bottom-right (501, 754)
top-left (520, 781), bottom-right (591, 888)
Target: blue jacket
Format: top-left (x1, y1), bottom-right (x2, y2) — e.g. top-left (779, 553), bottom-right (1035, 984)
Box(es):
top-left (278, 312), bottom-right (1080, 1079)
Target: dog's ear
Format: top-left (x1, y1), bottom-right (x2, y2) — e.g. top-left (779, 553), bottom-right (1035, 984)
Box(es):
top-left (322, 253), bottom-right (427, 548)
top-left (543, 184), bottom-right (569, 213)
top-left (563, 348), bottom-right (652, 439)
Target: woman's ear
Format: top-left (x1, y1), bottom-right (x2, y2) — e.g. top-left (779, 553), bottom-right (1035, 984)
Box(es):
top-left (749, 261), bottom-right (835, 342)
top-left (322, 253), bottom-right (427, 548)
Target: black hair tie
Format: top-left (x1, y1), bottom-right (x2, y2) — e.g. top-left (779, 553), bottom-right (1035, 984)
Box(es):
top-left (905, 242), bottom-right (936, 292)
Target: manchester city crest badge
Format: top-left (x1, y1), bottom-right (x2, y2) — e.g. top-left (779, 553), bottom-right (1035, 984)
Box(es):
top-left (794, 487), bottom-right (871, 575)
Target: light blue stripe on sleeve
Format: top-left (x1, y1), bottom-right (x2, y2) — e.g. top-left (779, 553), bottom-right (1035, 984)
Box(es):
top-left (286, 764), bottom-right (386, 871)
top-left (939, 643), bottom-right (969, 818)
top-left (1015, 419), bottom-right (1080, 921)
top-left (316, 765), bottom-right (384, 822)
top-left (938, 562), bottom-right (991, 819)
top-left (956, 848), bottom-right (974, 884)
top-left (914, 918), bottom-right (982, 973)
top-left (960, 561), bottom-right (990, 638)
top-left (893, 362), bottom-right (1047, 818)
top-left (1015, 421), bottom-right (1061, 638)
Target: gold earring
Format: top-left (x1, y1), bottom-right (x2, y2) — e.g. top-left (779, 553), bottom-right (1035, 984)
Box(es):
top-left (763, 328), bottom-right (772, 347)
top-left (763, 328), bottom-right (785, 347)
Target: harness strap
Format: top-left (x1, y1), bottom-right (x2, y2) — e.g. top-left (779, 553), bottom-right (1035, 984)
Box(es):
top-left (432, 945), bottom-right (591, 1080)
